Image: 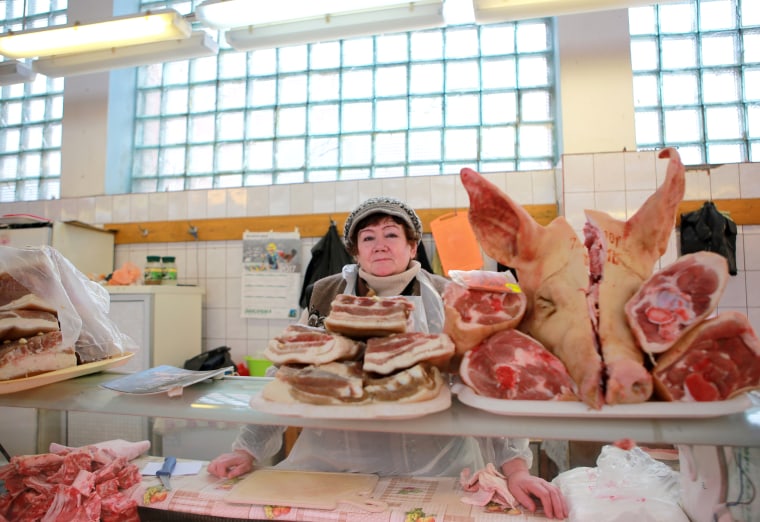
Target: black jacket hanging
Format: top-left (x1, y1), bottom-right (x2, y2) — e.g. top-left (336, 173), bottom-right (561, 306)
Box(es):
top-left (299, 222), bottom-right (354, 309)
top-left (416, 240), bottom-right (434, 273)
top-left (680, 201), bottom-right (737, 275)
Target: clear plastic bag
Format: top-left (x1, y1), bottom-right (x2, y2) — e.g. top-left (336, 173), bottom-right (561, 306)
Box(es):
top-left (552, 444), bottom-right (689, 522)
top-left (0, 245), bottom-right (138, 363)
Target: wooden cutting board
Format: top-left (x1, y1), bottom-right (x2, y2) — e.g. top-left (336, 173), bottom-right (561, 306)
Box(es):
top-left (225, 469), bottom-right (387, 512)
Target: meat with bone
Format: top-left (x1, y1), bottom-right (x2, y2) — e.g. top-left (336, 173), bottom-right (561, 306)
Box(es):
top-left (584, 148), bottom-right (685, 405)
top-left (264, 324), bottom-right (362, 365)
top-left (442, 274), bottom-right (527, 355)
top-left (626, 251), bottom-right (729, 354)
top-left (652, 311), bottom-right (760, 401)
top-left (0, 331), bottom-right (75, 381)
top-left (460, 167), bottom-right (604, 408)
top-left (0, 309), bottom-right (59, 339)
top-left (459, 329), bottom-right (578, 401)
top-left (363, 332), bottom-right (454, 375)
top-left (324, 294), bottom-right (413, 338)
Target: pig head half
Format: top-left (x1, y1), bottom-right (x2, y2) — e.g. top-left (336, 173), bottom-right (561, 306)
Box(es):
top-left (460, 168), bottom-right (605, 409)
top-left (460, 147), bottom-right (685, 408)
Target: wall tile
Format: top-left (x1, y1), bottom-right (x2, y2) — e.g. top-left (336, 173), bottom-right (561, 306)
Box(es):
top-left (710, 163), bottom-right (740, 198)
top-left (506, 171), bottom-right (532, 204)
top-left (187, 190), bottom-right (208, 220)
top-left (430, 175), bottom-right (457, 208)
top-left (747, 307), bottom-right (760, 335)
top-left (593, 152), bottom-right (626, 192)
top-left (624, 151), bottom-right (657, 191)
top-left (205, 242), bottom-right (227, 279)
top-left (743, 228), bottom-right (760, 271)
top-left (746, 270), bottom-right (760, 307)
top-left (206, 189), bottom-right (227, 219)
top-left (247, 186), bottom-right (270, 216)
top-left (111, 195), bottom-right (130, 223)
top-left (356, 179), bottom-right (383, 204)
top-left (312, 181), bottom-right (337, 214)
top-left (720, 271), bottom-right (747, 307)
top-left (227, 188), bottom-right (248, 218)
top-left (684, 169), bottom-right (711, 200)
top-left (482, 172), bottom-right (506, 193)
top-left (625, 189), bottom-right (654, 220)
top-left (94, 196), bottom-right (113, 224)
top-left (739, 162), bottom-right (760, 197)
top-left (532, 169), bottom-right (556, 204)
top-left (203, 307), bottom-right (226, 339)
top-left (564, 191), bottom-right (596, 230)
top-left (562, 153), bottom-right (594, 192)
top-left (405, 176), bottom-right (432, 210)
top-left (289, 183), bottom-right (314, 215)
top-left (167, 191), bottom-right (188, 221)
top-left (268, 185), bottom-right (291, 215)
top-left (42, 199), bottom-right (63, 222)
top-left (594, 191), bottom-right (626, 220)
top-left (148, 192), bottom-right (168, 222)
top-left (380, 177), bottom-right (407, 201)
top-left (336, 181), bottom-right (360, 212)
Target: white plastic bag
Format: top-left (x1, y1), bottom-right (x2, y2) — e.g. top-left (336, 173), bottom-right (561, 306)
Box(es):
top-left (553, 444), bottom-right (688, 522)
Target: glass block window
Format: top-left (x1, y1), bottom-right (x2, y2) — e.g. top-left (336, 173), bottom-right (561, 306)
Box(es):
top-left (0, 0), bottom-right (66, 201)
top-left (629, 0), bottom-right (760, 164)
top-left (133, 1), bottom-right (556, 191)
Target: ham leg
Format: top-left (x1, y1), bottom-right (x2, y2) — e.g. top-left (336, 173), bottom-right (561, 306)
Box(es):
top-left (584, 147), bottom-right (685, 404)
top-left (461, 167), bottom-right (604, 408)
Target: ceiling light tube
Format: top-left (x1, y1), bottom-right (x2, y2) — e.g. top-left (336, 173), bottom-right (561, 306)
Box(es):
top-left (0, 9), bottom-right (192, 59)
top-left (0, 60), bottom-right (36, 85)
top-left (32, 32), bottom-right (217, 78)
top-left (197, 0), bottom-right (416, 30)
top-left (226, 1), bottom-right (444, 51)
top-left (473, 0), bottom-right (683, 23)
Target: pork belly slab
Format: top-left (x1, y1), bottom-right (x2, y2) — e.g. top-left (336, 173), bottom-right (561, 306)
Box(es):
top-left (264, 324), bottom-right (362, 365)
top-left (0, 309), bottom-right (59, 340)
top-left (0, 331), bottom-right (75, 380)
top-left (652, 311), bottom-right (760, 401)
top-left (363, 332), bottom-right (454, 375)
top-left (324, 294), bottom-right (413, 338)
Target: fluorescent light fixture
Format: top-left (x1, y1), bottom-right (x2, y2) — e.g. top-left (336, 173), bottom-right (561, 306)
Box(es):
top-left (197, 0), bottom-right (418, 30)
top-left (0, 9), bottom-right (191, 59)
top-left (0, 59), bottom-right (36, 85)
top-left (226, 1), bottom-right (444, 51)
top-left (473, 0), bottom-right (684, 23)
top-left (32, 32), bottom-right (217, 78)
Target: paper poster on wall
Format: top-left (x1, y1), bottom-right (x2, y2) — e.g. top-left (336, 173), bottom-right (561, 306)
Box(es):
top-left (241, 231), bottom-right (302, 319)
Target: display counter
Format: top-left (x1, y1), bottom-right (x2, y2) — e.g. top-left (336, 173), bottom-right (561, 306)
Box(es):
top-left (0, 372), bottom-right (757, 447)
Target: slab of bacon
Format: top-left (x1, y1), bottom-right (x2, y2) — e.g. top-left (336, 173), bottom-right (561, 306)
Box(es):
top-left (626, 251), bottom-right (729, 355)
top-left (364, 363), bottom-right (444, 403)
top-left (652, 311), bottom-right (760, 401)
top-left (264, 324), bottom-right (362, 365)
top-left (0, 439), bottom-right (145, 522)
top-left (0, 331), bottom-right (75, 381)
top-left (443, 275), bottom-right (527, 355)
top-left (324, 294), bottom-right (413, 338)
top-left (459, 329), bottom-right (578, 401)
top-left (363, 332), bottom-right (454, 375)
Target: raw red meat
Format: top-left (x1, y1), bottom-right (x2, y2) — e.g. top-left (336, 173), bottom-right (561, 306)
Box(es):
top-left (363, 332), bottom-right (455, 375)
top-left (626, 251), bottom-right (729, 354)
top-left (459, 329), bottom-right (578, 401)
top-left (460, 166), bottom-right (603, 408)
top-left (324, 294), bottom-right (413, 337)
top-left (443, 278), bottom-right (527, 354)
top-left (652, 311), bottom-right (760, 401)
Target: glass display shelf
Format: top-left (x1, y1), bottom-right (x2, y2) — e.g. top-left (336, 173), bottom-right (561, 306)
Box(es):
top-left (0, 372), bottom-right (757, 447)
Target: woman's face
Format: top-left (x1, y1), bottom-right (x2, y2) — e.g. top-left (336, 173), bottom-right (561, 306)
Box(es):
top-left (355, 216), bottom-right (417, 277)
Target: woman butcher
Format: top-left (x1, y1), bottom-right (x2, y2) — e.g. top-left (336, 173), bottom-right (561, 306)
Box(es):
top-left (208, 197), bottom-right (568, 519)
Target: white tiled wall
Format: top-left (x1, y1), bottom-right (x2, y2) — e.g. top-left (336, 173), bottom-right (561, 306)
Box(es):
top-left (1, 154), bottom-right (758, 365)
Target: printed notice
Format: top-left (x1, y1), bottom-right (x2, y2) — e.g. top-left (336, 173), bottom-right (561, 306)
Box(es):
top-left (241, 231), bottom-right (302, 319)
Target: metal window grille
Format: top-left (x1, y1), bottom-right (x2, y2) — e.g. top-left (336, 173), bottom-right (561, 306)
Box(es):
top-left (132, 1), bottom-right (556, 192)
top-left (629, 0), bottom-right (760, 164)
top-left (0, 0), bottom-right (66, 202)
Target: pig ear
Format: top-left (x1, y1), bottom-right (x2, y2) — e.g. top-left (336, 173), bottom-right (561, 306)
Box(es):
top-left (460, 168), bottom-right (543, 266)
top-left (626, 147), bottom-right (685, 256)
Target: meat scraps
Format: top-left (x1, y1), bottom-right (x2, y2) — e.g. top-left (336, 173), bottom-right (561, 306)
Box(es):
top-left (0, 440), bottom-right (145, 522)
top-left (652, 311), bottom-right (760, 401)
top-left (459, 329), bottom-right (578, 401)
top-left (626, 251), bottom-right (729, 354)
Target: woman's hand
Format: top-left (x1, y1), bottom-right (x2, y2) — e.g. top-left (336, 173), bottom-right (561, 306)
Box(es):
top-left (207, 449), bottom-right (255, 479)
top-left (502, 459), bottom-right (568, 520)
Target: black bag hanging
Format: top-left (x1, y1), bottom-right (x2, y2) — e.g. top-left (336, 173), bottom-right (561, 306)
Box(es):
top-left (679, 201), bottom-right (737, 275)
top-left (183, 346), bottom-right (234, 371)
